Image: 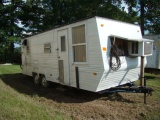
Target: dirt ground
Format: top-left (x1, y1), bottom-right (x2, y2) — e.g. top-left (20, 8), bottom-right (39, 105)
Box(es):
top-left (2, 73), bottom-right (160, 120)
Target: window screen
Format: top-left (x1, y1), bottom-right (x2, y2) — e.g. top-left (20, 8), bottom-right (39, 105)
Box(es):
top-left (72, 25), bottom-right (86, 62)
top-left (72, 25), bottom-right (85, 44)
top-left (73, 45), bottom-right (86, 62)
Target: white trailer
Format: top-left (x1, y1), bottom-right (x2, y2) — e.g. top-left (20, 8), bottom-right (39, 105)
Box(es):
top-left (143, 34), bottom-right (160, 69)
top-left (21, 16), bottom-right (153, 92)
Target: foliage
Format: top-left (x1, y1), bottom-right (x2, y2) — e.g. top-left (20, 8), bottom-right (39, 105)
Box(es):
top-left (0, 0), bottom-right (160, 63)
top-left (123, 0), bottom-right (160, 35)
top-left (0, 0), bottom-right (133, 63)
top-left (0, 0), bottom-right (24, 62)
top-left (0, 46), bottom-right (21, 63)
top-left (145, 0), bottom-right (160, 34)
top-left (41, 0), bottom-right (134, 28)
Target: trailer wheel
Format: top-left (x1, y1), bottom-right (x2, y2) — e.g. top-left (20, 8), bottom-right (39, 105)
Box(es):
top-left (34, 74), bottom-right (40, 85)
top-left (41, 76), bottom-right (50, 88)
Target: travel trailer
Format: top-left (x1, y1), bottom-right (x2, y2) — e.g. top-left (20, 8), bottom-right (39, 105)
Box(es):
top-left (21, 16), bottom-right (153, 92)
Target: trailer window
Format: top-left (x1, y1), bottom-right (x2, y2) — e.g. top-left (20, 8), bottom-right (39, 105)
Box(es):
top-left (72, 25), bottom-right (86, 62)
top-left (73, 45), bottom-right (86, 62)
top-left (44, 43), bottom-right (51, 53)
top-left (131, 42), bottom-right (138, 54)
top-left (109, 37), bottom-right (129, 71)
top-left (110, 37), bottom-right (128, 56)
top-left (61, 36), bottom-right (66, 51)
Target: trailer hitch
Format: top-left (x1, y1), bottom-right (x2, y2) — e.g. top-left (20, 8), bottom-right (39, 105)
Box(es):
top-left (137, 86), bottom-right (154, 96)
top-left (100, 85), bottom-right (154, 104)
top-left (103, 86), bottom-right (154, 94)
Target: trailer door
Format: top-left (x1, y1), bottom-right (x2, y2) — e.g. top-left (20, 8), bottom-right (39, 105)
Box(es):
top-left (57, 29), bottom-right (70, 85)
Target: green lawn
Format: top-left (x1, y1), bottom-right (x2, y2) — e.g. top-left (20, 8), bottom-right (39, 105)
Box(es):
top-left (145, 73), bottom-right (160, 98)
top-left (0, 65), bottom-right (70, 120)
top-left (134, 72), bottom-right (160, 99)
top-left (143, 73), bottom-right (160, 120)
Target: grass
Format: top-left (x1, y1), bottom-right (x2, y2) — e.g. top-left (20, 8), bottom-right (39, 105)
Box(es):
top-left (145, 73), bottom-right (160, 98)
top-left (0, 65), bottom-right (70, 120)
top-left (137, 73), bottom-right (160, 120)
top-left (134, 72), bottom-right (160, 99)
top-left (143, 73), bottom-right (160, 120)
top-left (0, 65), bottom-right (160, 120)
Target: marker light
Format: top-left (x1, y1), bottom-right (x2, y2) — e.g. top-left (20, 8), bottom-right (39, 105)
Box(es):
top-left (102, 47), bottom-right (107, 51)
top-left (101, 24), bottom-right (104, 27)
top-left (93, 73), bottom-right (97, 76)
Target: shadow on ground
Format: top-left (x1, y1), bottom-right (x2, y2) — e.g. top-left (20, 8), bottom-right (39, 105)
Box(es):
top-left (0, 73), bottom-right (135, 103)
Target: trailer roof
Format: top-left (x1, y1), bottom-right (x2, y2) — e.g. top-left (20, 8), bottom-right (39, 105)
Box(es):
top-left (23, 16), bottom-right (140, 39)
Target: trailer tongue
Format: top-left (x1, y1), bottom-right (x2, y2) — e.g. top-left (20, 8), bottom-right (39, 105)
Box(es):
top-left (99, 79), bottom-right (154, 104)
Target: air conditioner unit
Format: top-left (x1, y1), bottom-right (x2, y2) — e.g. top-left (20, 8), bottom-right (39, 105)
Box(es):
top-left (128, 40), bottom-right (153, 57)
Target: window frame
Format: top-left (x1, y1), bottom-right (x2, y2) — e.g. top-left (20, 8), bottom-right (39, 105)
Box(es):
top-left (131, 42), bottom-right (138, 54)
top-left (110, 37), bottom-right (129, 56)
top-left (44, 43), bottom-right (51, 53)
top-left (71, 24), bottom-right (87, 64)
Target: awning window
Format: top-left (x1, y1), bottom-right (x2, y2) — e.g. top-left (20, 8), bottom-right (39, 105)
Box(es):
top-left (109, 34), bottom-right (153, 42)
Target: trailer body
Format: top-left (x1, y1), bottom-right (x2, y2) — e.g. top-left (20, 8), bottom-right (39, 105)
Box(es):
top-left (21, 16), bottom-right (153, 92)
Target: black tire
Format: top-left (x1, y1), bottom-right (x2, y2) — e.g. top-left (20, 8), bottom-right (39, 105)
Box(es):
top-left (34, 74), bottom-right (40, 85)
top-left (41, 76), bottom-right (50, 88)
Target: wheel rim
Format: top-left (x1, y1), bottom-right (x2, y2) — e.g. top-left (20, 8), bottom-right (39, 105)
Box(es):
top-left (34, 75), bottom-right (39, 84)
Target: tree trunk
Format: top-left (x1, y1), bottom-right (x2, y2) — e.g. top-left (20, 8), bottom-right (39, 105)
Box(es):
top-left (140, 0), bottom-right (144, 36)
top-left (10, 0), bottom-right (15, 62)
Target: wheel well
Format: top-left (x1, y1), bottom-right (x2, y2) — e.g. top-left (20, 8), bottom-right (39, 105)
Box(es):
top-left (32, 72), bottom-right (45, 78)
top-left (32, 72), bottom-right (37, 77)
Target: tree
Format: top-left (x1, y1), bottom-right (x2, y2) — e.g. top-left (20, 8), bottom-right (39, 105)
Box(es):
top-left (0, 0), bottom-right (138, 63)
top-left (38, 0), bottom-right (134, 30)
top-left (124, 0), bottom-right (160, 35)
top-left (145, 0), bottom-right (160, 34)
top-left (20, 0), bottom-right (46, 33)
top-left (0, 0), bottom-right (23, 62)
